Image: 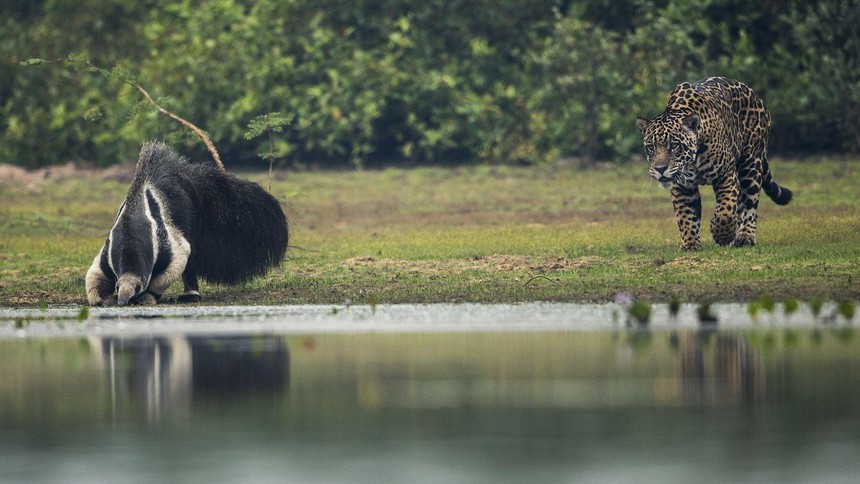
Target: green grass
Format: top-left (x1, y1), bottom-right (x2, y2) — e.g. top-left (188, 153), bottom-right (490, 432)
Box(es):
top-left (1, 158), bottom-right (858, 306)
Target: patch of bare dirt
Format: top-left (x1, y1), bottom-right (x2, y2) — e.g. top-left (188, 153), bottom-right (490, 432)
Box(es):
top-left (0, 163), bottom-right (134, 190)
top-left (659, 256), bottom-right (735, 271)
top-left (342, 254), bottom-right (597, 275)
top-left (663, 256), bottom-right (708, 267)
top-left (473, 254), bottom-right (597, 272)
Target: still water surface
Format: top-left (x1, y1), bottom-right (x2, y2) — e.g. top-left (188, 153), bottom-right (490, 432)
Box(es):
top-left (1, 304), bottom-right (859, 482)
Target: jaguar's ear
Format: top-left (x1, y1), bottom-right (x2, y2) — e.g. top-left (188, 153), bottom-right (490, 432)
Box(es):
top-left (683, 114), bottom-right (700, 133)
top-left (635, 117), bottom-right (650, 134)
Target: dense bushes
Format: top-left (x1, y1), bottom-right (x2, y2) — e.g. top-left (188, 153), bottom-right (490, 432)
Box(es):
top-left (1, 0), bottom-right (857, 168)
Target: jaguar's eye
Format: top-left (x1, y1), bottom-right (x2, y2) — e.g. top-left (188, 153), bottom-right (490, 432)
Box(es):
top-left (644, 144), bottom-right (654, 155)
top-left (669, 141), bottom-right (680, 151)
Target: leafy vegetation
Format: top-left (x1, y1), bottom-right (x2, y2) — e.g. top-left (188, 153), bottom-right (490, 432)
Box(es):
top-left (1, 158), bottom-right (858, 306)
top-left (1, 0), bottom-right (858, 169)
top-left (244, 111), bottom-right (293, 189)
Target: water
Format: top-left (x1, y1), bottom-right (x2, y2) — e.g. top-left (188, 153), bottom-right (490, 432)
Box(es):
top-left (1, 304), bottom-right (859, 483)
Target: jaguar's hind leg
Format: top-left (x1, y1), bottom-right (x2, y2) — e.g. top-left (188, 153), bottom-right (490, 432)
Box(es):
top-left (732, 154), bottom-right (763, 247)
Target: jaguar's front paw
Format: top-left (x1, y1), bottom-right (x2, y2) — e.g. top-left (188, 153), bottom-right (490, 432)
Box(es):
top-left (715, 238), bottom-right (732, 247)
top-left (710, 217), bottom-right (738, 247)
top-left (680, 240), bottom-right (703, 251)
top-left (731, 235), bottom-right (756, 248)
top-left (712, 231), bottom-right (737, 246)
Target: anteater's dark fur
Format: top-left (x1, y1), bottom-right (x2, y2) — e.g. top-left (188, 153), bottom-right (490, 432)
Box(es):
top-left (142, 143), bottom-right (289, 285)
top-left (86, 141), bottom-right (288, 305)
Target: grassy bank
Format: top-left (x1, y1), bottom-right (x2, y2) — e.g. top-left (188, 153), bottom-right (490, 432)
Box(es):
top-left (1, 159), bottom-right (858, 306)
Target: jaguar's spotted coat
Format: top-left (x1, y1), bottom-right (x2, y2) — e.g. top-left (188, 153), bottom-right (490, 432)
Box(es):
top-left (636, 77), bottom-right (793, 250)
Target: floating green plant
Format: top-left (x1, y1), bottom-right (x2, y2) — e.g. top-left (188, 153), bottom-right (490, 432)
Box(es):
top-left (783, 298), bottom-right (799, 317)
top-left (747, 301), bottom-right (761, 322)
top-left (809, 298), bottom-right (824, 321)
top-left (627, 300), bottom-right (652, 326)
top-left (837, 301), bottom-right (856, 322)
top-left (759, 296), bottom-right (776, 314)
top-left (668, 296), bottom-right (681, 320)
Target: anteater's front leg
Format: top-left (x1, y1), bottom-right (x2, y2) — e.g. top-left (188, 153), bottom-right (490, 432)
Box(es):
top-left (671, 185), bottom-right (703, 251)
top-left (85, 253), bottom-right (117, 306)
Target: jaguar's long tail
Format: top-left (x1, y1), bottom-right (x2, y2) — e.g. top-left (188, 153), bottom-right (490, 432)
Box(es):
top-left (762, 158), bottom-right (793, 205)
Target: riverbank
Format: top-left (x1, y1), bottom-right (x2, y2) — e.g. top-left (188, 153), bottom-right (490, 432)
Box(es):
top-left (1, 158), bottom-right (858, 306)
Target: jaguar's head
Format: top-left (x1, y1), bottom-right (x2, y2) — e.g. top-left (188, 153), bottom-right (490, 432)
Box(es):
top-left (635, 113), bottom-right (700, 188)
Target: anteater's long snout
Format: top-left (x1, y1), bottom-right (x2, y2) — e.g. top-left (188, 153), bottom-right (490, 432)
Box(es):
top-left (116, 274), bottom-right (143, 306)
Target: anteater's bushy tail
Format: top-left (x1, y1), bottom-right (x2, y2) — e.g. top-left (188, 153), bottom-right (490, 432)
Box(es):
top-left (188, 168), bottom-right (289, 284)
top-left (140, 141), bottom-right (289, 286)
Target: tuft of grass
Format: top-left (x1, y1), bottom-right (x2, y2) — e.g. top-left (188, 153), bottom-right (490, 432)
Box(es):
top-left (1, 158), bottom-right (860, 306)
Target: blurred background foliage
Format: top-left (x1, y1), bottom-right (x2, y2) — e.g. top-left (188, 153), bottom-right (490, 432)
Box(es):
top-left (1, 0), bottom-right (857, 169)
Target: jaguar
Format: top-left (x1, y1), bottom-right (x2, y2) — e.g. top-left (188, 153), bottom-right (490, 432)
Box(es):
top-left (636, 77), bottom-right (793, 250)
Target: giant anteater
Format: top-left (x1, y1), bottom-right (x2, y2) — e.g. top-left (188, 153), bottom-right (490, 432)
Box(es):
top-left (86, 141), bottom-right (288, 306)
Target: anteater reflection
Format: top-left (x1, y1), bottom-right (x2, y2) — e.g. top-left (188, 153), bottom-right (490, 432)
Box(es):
top-left (87, 335), bottom-right (290, 421)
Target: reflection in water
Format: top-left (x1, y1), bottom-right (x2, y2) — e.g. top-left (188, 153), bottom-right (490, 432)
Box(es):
top-left (87, 335), bottom-right (290, 422)
top-left (2, 328), bottom-right (860, 482)
top-left (680, 331), bottom-right (764, 405)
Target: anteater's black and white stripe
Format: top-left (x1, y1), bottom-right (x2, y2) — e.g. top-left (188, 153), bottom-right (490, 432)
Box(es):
top-left (86, 141), bottom-right (288, 306)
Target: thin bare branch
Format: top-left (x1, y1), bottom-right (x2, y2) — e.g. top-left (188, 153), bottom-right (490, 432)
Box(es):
top-left (81, 60), bottom-right (225, 171)
top-left (131, 83), bottom-right (225, 171)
